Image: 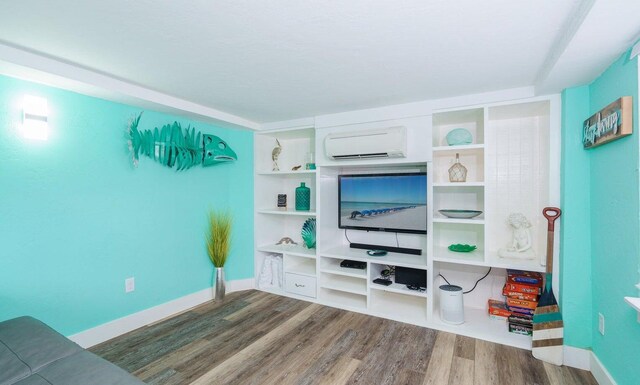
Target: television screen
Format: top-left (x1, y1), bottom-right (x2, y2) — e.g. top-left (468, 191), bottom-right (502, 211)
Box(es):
top-left (339, 173), bottom-right (427, 234)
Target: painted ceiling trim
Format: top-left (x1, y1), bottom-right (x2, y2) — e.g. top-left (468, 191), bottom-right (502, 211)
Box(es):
top-left (0, 41), bottom-right (260, 130)
top-left (534, 0), bottom-right (596, 86)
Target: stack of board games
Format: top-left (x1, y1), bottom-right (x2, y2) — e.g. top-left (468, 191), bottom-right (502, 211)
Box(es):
top-left (487, 299), bottom-right (510, 320)
top-left (504, 269), bottom-right (542, 335)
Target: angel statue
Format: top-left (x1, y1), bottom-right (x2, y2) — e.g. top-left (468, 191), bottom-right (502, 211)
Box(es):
top-left (272, 139), bottom-right (282, 171)
top-left (498, 213), bottom-right (535, 260)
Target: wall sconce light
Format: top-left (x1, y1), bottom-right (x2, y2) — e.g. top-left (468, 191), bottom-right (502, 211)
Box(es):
top-left (23, 95), bottom-right (48, 140)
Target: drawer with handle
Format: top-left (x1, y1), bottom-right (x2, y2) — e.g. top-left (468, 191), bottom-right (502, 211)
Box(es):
top-left (285, 273), bottom-right (317, 298)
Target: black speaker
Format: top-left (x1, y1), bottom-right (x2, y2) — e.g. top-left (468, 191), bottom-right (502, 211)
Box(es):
top-left (395, 266), bottom-right (427, 288)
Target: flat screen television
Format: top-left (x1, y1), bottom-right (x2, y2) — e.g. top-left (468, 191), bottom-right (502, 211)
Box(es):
top-left (338, 172), bottom-right (427, 234)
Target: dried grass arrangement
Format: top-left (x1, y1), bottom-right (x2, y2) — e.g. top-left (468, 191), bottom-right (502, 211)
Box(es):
top-left (206, 210), bottom-right (232, 267)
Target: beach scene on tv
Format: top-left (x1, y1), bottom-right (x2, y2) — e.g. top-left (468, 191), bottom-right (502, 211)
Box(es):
top-left (339, 174), bottom-right (427, 232)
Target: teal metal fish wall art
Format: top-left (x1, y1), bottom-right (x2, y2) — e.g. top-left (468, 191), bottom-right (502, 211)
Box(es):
top-left (127, 113), bottom-right (237, 170)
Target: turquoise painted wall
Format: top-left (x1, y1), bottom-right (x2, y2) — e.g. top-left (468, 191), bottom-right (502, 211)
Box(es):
top-left (560, 85), bottom-right (592, 348)
top-left (562, 50), bottom-right (640, 385)
top-left (0, 75), bottom-right (254, 336)
top-left (588, 51), bottom-right (640, 385)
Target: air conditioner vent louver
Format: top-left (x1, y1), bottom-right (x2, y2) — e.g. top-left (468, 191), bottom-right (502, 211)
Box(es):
top-left (332, 153), bottom-right (389, 159)
top-left (325, 126), bottom-right (407, 161)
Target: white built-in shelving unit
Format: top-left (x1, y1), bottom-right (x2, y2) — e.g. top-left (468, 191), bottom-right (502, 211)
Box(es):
top-left (254, 127), bottom-right (318, 300)
top-left (430, 98), bottom-right (556, 349)
top-left (254, 96), bottom-right (559, 351)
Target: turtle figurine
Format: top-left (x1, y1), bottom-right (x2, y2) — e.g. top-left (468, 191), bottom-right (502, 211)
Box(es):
top-left (275, 237), bottom-right (298, 246)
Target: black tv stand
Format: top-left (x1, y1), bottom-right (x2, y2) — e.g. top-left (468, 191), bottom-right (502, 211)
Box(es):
top-left (349, 242), bottom-right (422, 255)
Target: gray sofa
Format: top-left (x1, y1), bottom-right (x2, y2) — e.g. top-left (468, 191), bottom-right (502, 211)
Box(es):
top-left (0, 316), bottom-right (145, 385)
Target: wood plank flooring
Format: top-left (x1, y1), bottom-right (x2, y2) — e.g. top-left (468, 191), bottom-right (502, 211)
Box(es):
top-left (90, 290), bottom-right (597, 385)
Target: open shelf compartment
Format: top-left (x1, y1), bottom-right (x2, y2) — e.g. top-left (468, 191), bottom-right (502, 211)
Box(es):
top-left (319, 272), bottom-right (367, 296)
top-left (433, 184), bottom-right (484, 221)
top-left (432, 149), bottom-right (484, 184)
top-left (254, 215), bottom-right (317, 249)
top-left (431, 305), bottom-right (532, 350)
top-left (431, 263), bottom-right (531, 349)
top-left (319, 287), bottom-right (367, 311)
top-left (255, 128), bottom-right (316, 174)
top-left (433, 222), bottom-right (485, 264)
top-left (321, 245), bottom-right (427, 270)
top-left (258, 243), bottom-right (316, 258)
top-left (319, 256), bottom-right (367, 278)
top-left (255, 250), bottom-right (285, 294)
top-left (369, 263), bottom-right (427, 298)
top-left (284, 254), bottom-right (316, 277)
top-left (369, 290), bottom-right (428, 325)
top-left (432, 107), bottom-right (485, 147)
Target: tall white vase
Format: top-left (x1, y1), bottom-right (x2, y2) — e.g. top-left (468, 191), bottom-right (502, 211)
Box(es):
top-left (214, 267), bottom-right (226, 300)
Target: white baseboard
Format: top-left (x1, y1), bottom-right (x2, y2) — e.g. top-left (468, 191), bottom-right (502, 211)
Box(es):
top-left (225, 278), bottom-right (256, 292)
top-left (69, 278), bottom-right (255, 348)
top-left (590, 353), bottom-right (617, 385)
top-left (563, 345), bottom-right (591, 370)
top-left (563, 346), bottom-right (618, 385)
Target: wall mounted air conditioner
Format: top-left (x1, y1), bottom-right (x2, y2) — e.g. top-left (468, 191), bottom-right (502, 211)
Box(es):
top-left (324, 126), bottom-right (407, 160)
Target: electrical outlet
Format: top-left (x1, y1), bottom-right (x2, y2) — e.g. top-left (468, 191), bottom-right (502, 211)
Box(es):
top-left (598, 313), bottom-right (605, 335)
top-left (125, 277), bottom-right (135, 293)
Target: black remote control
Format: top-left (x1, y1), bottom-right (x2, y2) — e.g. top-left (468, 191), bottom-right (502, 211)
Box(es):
top-left (373, 278), bottom-right (392, 286)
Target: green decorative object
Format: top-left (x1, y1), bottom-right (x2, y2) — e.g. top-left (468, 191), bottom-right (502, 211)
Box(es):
top-left (127, 113), bottom-right (237, 171)
top-left (448, 244), bottom-right (477, 253)
top-left (301, 218), bottom-right (316, 249)
top-left (446, 128), bottom-right (473, 146)
top-left (295, 182), bottom-right (311, 211)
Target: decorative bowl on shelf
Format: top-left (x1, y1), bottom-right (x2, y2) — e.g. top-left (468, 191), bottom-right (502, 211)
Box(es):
top-left (448, 244), bottom-right (477, 253)
top-left (446, 128), bottom-right (473, 146)
top-left (438, 209), bottom-right (482, 219)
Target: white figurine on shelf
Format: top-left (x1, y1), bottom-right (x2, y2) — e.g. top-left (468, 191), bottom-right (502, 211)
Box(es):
top-left (272, 139), bottom-right (282, 171)
top-left (498, 213), bottom-right (535, 260)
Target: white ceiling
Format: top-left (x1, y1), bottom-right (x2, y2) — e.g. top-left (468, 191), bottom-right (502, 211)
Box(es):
top-left (0, 0), bottom-right (639, 127)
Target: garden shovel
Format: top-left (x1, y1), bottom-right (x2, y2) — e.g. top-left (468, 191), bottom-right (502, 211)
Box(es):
top-left (532, 207), bottom-right (563, 365)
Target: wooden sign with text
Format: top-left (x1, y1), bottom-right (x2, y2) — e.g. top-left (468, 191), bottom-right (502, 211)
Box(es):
top-left (583, 96), bottom-right (633, 149)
